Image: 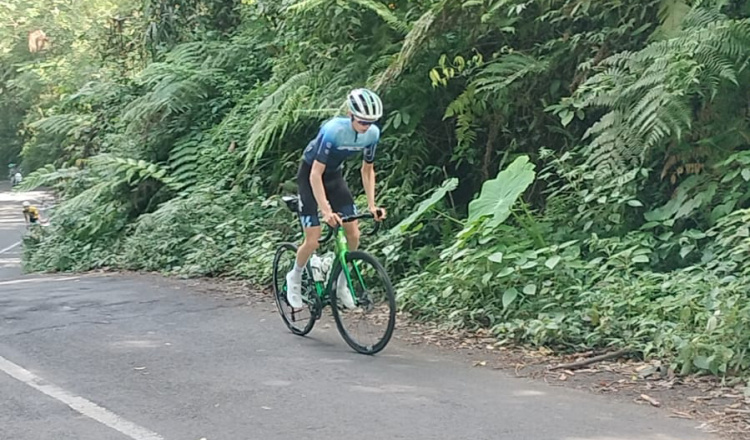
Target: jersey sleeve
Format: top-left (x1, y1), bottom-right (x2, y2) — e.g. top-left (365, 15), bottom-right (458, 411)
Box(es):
top-left (363, 126), bottom-right (380, 163)
top-left (311, 126), bottom-right (338, 165)
top-left (363, 142), bottom-right (377, 163)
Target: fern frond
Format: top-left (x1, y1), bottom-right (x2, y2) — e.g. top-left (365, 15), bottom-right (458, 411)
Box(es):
top-left (574, 6), bottom-right (750, 178)
top-left (285, 0), bottom-right (328, 14)
top-left (242, 70), bottom-right (317, 168)
top-left (29, 114), bottom-right (93, 137)
top-left (135, 190), bottom-right (210, 226)
top-left (628, 86), bottom-right (668, 132)
top-left (643, 118), bottom-right (670, 153)
top-left (14, 164), bottom-right (81, 192)
top-left (444, 86), bottom-right (480, 149)
top-left (598, 50), bottom-right (636, 69)
top-left (680, 7), bottom-right (725, 30)
top-left (348, 0), bottom-right (410, 34)
top-left (367, 52), bottom-right (398, 80)
top-left (87, 154), bottom-right (177, 189)
top-left (68, 80), bottom-right (124, 104)
top-left (659, 98), bottom-right (692, 141)
top-left (168, 136), bottom-right (203, 190)
top-left (371, 2), bottom-right (448, 92)
top-left (582, 111), bottom-right (620, 140)
top-left (287, 0), bottom-right (409, 33)
top-left (56, 181), bottom-right (114, 215)
top-left (473, 53), bottom-right (549, 95)
top-left (121, 42), bottom-right (223, 134)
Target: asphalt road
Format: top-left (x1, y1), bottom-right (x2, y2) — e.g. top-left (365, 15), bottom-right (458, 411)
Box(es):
top-left (0, 181), bottom-right (716, 440)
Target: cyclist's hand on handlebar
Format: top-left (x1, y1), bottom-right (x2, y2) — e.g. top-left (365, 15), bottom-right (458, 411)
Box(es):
top-left (322, 210), bottom-right (342, 227)
top-left (369, 206), bottom-right (387, 221)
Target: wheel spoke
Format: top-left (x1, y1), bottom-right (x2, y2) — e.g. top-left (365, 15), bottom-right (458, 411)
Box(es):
top-left (272, 243), bottom-right (317, 336)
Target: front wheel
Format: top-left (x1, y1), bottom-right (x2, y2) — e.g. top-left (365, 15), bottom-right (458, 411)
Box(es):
top-left (272, 242), bottom-right (317, 336)
top-left (329, 251), bottom-right (396, 355)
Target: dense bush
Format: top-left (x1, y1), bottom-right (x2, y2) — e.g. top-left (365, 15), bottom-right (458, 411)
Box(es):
top-left (4, 0), bottom-right (750, 377)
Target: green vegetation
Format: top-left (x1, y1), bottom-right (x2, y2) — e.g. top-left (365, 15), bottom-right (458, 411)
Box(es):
top-left (4, 0), bottom-right (750, 378)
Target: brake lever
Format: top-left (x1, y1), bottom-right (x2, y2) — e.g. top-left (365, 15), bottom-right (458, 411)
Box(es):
top-left (368, 209), bottom-right (384, 236)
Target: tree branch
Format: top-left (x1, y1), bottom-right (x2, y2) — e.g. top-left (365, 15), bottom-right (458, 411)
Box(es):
top-left (548, 349), bottom-right (633, 371)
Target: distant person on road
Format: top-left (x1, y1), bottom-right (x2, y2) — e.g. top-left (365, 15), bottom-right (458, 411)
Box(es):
top-left (22, 201), bottom-right (42, 226)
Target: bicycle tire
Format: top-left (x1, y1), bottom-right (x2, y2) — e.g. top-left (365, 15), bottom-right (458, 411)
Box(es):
top-left (272, 242), bottom-right (317, 336)
top-left (329, 251), bottom-right (396, 355)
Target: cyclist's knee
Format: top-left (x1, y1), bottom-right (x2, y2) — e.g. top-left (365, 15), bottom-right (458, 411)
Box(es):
top-left (349, 227), bottom-right (360, 243)
top-left (343, 222), bottom-right (360, 247)
top-left (303, 238), bottom-right (320, 251)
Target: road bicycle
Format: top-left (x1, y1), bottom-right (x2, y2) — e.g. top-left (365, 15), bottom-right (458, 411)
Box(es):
top-left (272, 195), bottom-right (396, 355)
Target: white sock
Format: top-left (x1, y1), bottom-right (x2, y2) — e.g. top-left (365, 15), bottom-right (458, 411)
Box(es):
top-left (291, 262), bottom-right (304, 278)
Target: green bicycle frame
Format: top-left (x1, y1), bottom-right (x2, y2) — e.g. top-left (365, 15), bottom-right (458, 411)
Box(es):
top-left (305, 224), bottom-right (366, 305)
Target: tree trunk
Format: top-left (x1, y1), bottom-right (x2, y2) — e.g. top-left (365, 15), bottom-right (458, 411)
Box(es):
top-left (482, 119), bottom-right (501, 182)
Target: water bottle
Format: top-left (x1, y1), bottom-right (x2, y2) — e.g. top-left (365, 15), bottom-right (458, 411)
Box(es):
top-left (320, 252), bottom-right (334, 281)
top-left (310, 254), bottom-right (324, 281)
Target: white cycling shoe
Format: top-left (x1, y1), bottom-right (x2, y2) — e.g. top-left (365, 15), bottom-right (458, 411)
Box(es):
top-left (285, 271), bottom-right (303, 309)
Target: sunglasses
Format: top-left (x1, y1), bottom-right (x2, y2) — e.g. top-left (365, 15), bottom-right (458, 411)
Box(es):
top-left (352, 117), bottom-right (376, 126)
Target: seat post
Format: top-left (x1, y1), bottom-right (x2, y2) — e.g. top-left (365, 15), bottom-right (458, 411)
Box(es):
top-left (297, 213), bottom-right (306, 236)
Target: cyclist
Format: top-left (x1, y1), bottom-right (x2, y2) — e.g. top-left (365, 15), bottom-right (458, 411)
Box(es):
top-left (286, 88), bottom-right (387, 309)
top-left (22, 201), bottom-right (42, 226)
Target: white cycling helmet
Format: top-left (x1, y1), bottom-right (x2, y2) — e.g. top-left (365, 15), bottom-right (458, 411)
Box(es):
top-left (22, 201), bottom-right (30, 207)
top-left (347, 88), bottom-right (383, 122)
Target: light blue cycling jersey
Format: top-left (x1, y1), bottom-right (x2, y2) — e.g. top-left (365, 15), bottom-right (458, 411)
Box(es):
top-left (302, 117), bottom-right (380, 172)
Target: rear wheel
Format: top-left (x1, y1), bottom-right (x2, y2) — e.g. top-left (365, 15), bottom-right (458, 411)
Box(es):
top-left (329, 251), bottom-right (396, 354)
top-left (272, 243), bottom-right (317, 336)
